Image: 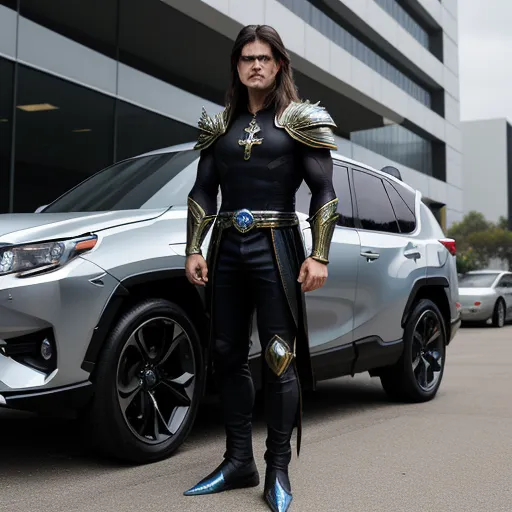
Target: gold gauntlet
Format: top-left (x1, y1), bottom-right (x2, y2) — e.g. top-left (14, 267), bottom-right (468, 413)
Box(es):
top-left (186, 197), bottom-right (216, 256)
top-left (308, 198), bottom-right (339, 264)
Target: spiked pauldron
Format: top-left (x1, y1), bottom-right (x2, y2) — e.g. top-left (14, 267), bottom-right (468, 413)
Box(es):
top-left (275, 101), bottom-right (338, 150)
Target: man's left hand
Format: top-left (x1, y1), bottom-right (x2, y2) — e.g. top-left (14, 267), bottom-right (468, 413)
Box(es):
top-left (297, 257), bottom-right (328, 292)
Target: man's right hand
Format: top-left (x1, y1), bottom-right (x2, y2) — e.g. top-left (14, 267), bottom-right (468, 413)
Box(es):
top-left (185, 254), bottom-right (209, 286)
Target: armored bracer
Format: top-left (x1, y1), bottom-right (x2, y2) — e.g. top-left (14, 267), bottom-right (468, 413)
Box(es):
top-left (307, 198), bottom-right (339, 264)
top-left (275, 100), bottom-right (338, 150)
top-left (185, 197), bottom-right (216, 256)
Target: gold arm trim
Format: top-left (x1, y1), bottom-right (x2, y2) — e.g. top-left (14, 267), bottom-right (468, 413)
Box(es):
top-left (275, 100), bottom-right (338, 150)
top-left (193, 107), bottom-right (228, 151)
top-left (186, 197), bottom-right (216, 256)
top-left (307, 198), bottom-right (339, 264)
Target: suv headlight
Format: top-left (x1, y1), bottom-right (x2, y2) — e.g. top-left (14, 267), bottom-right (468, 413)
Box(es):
top-left (0, 235), bottom-right (98, 277)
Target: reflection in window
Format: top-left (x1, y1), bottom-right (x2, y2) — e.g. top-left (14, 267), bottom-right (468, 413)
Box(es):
top-left (20, 0), bottom-right (118, 58)
top-left (44, 151), bottom-right (200, 213)
top-left (276, 0), bottom-right (432, 108)
top-left (116, 100), bottom-right (198, 162)
top-left (383, 180), bottom-right (416, 233)
top-left (13, 65), bottom-right (115, 212)
top-left (353, 170), bottom-right (399, 233)
top-left (0, 58), bottom-right (14, 213)
top-left (351, 124), bottom-right (433, 176)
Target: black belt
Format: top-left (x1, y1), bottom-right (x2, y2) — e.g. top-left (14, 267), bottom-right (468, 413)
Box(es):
top-left (217, 209), bottom-right (299, 233)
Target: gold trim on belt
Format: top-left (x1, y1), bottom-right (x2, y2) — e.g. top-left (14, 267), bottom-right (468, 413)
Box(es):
top-left (217, 209), bottom-right (299, 233)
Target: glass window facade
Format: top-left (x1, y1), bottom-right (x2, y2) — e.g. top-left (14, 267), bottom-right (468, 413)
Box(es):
top-left (373, 0), bottom-right (430, 50)
top-left (0, 0), bottom-right (16, 9)
top-left (19, 0), bottom-right (118, 59)
top-left (0, 58), bottom-right (14, 213)
top-left (351, 124), bottom-right (434, 176)
top-left (13, 65), bottom-right (116, 213)
top-left (0, 0), bottom-right (447, 215)
top-left (277, 0), bottom-right (432, 108)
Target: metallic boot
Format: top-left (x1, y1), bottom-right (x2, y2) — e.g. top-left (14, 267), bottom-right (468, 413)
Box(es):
top-left (263, 468), bottom-right (293, 512)
top-left (183, 458), bottom-right (260, 496)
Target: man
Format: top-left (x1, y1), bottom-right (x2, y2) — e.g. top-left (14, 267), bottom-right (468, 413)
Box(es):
top-left (184, 24), bottom-right (339, 512)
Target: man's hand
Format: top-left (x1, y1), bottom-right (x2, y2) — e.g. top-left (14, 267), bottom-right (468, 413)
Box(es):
top-left (185, 254), bottom-right (209, 286)
top-left (297, 257), bottom-right (328, 292)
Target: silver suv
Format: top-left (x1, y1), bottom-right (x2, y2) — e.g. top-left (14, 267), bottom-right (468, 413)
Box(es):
top-left (0, 142), bottom-right (460, 463)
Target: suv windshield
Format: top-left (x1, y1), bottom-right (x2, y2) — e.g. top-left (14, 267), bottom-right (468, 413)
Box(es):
top-left (44, 150), bottom-right (200, 213)
top-left (458, 273), bottom-right (499, 288)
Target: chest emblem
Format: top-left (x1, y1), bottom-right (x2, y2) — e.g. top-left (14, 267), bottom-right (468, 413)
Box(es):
top-left (238, 117), bottom-right (263, 160)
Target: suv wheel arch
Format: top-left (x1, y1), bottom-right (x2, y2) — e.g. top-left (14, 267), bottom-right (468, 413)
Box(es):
top-left (81, 269), bottom-right (208, 373)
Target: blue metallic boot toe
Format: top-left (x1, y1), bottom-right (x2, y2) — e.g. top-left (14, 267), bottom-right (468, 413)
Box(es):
top-left (263, 469), bottom-right (293, 512)
top-left (184, 459), bottom-right (259, 496)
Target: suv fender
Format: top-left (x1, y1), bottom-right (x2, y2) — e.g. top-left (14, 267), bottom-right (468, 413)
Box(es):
top-left (81, 269), bottom-right (207, 373)
top-left (401, 276), bottom-right (451, 331)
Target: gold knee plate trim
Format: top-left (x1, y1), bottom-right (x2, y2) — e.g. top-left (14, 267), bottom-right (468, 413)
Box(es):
top-left (265, 335), bottom-right (295, 377)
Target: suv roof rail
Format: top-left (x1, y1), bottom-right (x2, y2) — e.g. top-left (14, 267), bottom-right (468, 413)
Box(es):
top-left (381, 165), bottom-right (402, 181)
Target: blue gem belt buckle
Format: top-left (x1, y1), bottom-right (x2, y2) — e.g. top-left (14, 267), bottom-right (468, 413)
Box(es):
top-left (233, 209), bottom-right (255, 233)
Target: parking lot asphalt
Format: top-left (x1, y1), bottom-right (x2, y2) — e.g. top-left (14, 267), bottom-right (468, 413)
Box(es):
top-left (1, 324), bottom-right (511, 512)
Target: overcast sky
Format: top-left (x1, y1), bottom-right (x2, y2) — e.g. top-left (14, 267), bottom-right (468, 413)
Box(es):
top-left (458, 0), bottom-right (512, 123)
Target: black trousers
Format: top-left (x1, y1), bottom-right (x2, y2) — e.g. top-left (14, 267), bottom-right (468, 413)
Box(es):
top-left (212, 226), bottom-right (300, 472)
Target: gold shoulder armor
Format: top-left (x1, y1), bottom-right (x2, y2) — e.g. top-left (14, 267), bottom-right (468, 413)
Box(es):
top-left (194, 107), bottom-right (229, 151)
top-left (275, 101), bottom-right (337, 150)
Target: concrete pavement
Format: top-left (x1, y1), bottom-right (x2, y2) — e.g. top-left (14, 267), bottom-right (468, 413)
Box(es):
top-left (1, 325), bottom-right (511, 511)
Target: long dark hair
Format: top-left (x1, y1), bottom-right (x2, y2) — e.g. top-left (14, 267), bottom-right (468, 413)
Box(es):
top-left (225, 25), bottom-right (300, 121)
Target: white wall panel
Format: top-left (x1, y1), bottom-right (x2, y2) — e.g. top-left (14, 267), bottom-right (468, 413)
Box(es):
top-left (17, 16), bottom-right (117, 95)
top-left (445, 92), bottom-right (460, 126)
top-left (443, 34), bottom-right (459, 75)
top-left (0, 5), bottom-right (17, 59)
top-left (118, 64), bottom-right (220, 128)
top-left (229, 0), bottom-right (264, 26)
top-left (442, 6), bottom-right (458, 43)
top-left (304, 25), bottom-right (330, 72)
top-left (265, 0), bottom-right (305, 58)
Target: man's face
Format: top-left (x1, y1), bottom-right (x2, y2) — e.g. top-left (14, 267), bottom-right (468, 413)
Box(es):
top-left (237, 40), bottom-right (281, 92)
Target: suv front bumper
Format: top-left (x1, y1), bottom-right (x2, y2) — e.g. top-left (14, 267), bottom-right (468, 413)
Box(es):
top-left (0, 256), bottom-right (118, 408)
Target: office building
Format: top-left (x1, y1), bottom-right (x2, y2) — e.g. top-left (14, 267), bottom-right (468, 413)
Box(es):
top-left (0, 0), bottom-right (462, 229)
top-left (462, 118), bottom-right (512, 227)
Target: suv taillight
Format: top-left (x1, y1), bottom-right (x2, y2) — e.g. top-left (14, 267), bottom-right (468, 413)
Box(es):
top-left (439, 238), bottom-right (456, 255)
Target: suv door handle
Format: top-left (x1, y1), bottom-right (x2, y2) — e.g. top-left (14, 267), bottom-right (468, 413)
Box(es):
top-left (404, 248), bottom-right (421, 259)
top-left (361, 250), bottom-right (380, 261)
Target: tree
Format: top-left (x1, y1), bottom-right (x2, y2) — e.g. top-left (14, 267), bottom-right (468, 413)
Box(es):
top-left (447, 211), bottom-right (512, 273)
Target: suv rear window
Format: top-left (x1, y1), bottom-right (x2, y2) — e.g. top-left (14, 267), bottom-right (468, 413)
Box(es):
top-left (352, 169), bottom-right (399, 233)
top-left (383, 180), bottom-right (416, 233)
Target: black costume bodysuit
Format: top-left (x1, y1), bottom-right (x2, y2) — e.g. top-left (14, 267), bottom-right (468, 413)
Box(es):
top-left (184, 100), bottom-right (339, 510)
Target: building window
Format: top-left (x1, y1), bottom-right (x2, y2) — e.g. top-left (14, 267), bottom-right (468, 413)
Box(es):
top-left (13, 65), bottom-right (115, 212)
top-left (350, 124), bottom-right (434, 177)
top-left (116, 100), bottom-right (198, 162)
top-left (0, 0), bottom-right (17, 10)
top-left (276, 0), bottom-right (433, 108)
top-left (20, 0), bottom-right (118, 59)
top-left (373, 0), bottom-right (430, 51)
top-left (0, 57), bottom-right (14, 213)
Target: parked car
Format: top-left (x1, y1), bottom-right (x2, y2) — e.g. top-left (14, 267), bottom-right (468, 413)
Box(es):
top-left (458, 270), bottom-right (512, 327)
top-left (0, 142), bottom-right (460, 463)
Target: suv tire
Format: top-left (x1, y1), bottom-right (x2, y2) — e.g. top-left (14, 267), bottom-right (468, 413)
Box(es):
top-left (88, 298), bottom-right (204, 464)
top-left (380, 298), bottom-right (446, 403)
